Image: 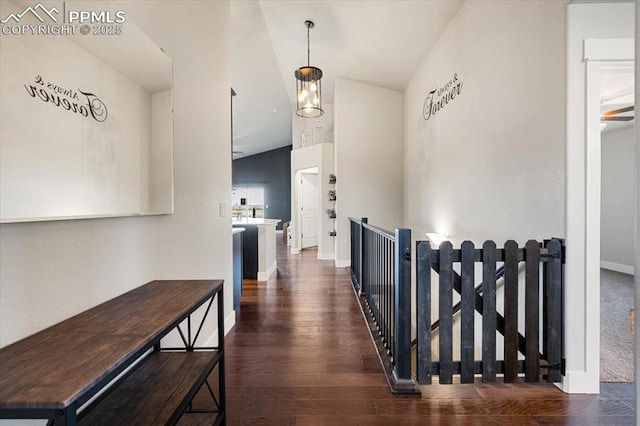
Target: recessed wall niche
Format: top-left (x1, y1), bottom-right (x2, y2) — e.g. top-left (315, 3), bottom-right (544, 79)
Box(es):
top-left (0, 0), bottom-right (173, 223)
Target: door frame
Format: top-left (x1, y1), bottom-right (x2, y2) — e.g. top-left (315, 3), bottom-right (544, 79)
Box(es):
top-left (564, 38), bottom-right (634, 394)
top-left (294, 166), bottom-right (319, 251)
top-left (298, 169), bottom-right (319, 249)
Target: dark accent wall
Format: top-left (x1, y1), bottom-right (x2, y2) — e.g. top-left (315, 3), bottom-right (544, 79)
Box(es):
top-left (233, 145), bottom-right (291, 229)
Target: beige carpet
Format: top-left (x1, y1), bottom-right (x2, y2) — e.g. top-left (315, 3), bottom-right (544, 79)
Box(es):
top-left (600, 268), bottom-right (634, 383)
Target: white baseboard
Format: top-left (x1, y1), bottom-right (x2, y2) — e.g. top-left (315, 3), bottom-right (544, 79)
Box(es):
top-left (258, 261), bottom-right (277, 281)
top-left (601, 260), bottom-right (634, 275)
top-left (317, 252), bottom-right (335, 260)
top-left (560, 370), bottom-right (600, 394)
top-left (334, 259), bottom-right (350, 268)
top-left (290, 247), bottom-right (300, 254)
top-left (202, 311), bottom-right (237, 348)
top-left (224, 311), bottom-right (236, 335)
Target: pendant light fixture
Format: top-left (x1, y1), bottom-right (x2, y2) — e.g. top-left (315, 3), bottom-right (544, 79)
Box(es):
top-left (295, 20), bottom-right (323, 118)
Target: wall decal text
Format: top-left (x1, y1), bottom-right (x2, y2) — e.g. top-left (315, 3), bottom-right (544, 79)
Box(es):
top-left (423, 72), bottom-right (463, 121)
top-left (24, 75), bottom-right (108, 122)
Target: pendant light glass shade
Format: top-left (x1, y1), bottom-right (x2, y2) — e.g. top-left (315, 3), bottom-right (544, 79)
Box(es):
top-left (295, 21), bottom-right (324, 118)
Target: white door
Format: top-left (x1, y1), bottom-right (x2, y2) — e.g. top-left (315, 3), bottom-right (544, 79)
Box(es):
top-left (300, 173), bottom-right (318, 248)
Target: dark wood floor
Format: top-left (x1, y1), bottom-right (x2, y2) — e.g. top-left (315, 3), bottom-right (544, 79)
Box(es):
top-left (188, 238), bottom-right (635, 425)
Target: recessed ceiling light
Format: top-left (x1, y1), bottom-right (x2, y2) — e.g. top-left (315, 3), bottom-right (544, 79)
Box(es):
top-left (272, 108), bottom-right (278, 113)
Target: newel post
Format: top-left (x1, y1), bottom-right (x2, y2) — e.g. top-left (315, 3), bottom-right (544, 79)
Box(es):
top-left (392, 228), bottom-right (418, 393)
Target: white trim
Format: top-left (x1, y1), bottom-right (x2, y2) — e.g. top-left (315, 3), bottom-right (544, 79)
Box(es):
top-left (224, 311), bottom-right (236, 335)
top-left (257, 261), bottom-right (277, 281)
top-left (290, 247), bottom-right (299, 255)
top-left (334, 259), bottom-right (350, 268)
top-left (584, 39), bottom-right (634, 62)
top-left (317, 252), bottom-right (335, 260)
top-left (565, 35), bottom-right (635, 394)
top-left (560, 370), bottom-right (600, 394)
top-left (601, 261), bottom-right (635, 275)
top-left (584, 60), bottom-right (602, 390)
top-left (202, 311), bottom-right (237, 348)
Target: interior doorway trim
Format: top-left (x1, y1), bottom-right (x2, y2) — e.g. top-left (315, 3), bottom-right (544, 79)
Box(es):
top-left (564, 37), bottom-right (634, 394)
top-left (296, 167), bottom-right (319, 251)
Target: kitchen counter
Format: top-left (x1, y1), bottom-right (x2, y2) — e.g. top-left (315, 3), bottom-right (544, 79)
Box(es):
top-left (232, 228), bottom-right (245, 310)
top-left (232, 219), bottom-right (280, 281)
top-left (233, 218), bottom-right (281, 227)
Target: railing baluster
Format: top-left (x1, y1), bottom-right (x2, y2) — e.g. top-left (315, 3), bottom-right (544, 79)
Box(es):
top-left (386, 238), bottom-right (392, 353)
top-left (460, 241), bottom-right (475, 383)
top-left (364, 227), bottom-right (371, 308)
top-left (525, 240), bottom-right (540, 382)
top-left (416, 241), bottom-right (432, 384)
top-left (360, 218), bottom-right (367, 295)
top-left (439, 241), bottom-right (454, 384)
top-left (482, 240), bottom-right (497, 382)
top-left (504, 240), bottom-right (519, 383)
top-left (376, 233), bottom-right (381, 331)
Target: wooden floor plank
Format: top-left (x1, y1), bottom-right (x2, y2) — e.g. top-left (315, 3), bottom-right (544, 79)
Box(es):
top-left (185, 238), bottom-right (634, 425)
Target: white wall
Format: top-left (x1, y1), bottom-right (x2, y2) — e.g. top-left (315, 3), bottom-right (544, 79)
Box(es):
top-left (566, 2), bottom-right (635, 393)
top-left (601, 127), bottom-right (635, 273)
top-left (403, 0), bottom-right (566, 386)
top-left (0, 0), bottom-right (233, 358)
top-left (404, 0), bottom-right (565, 247)
top-left (334, 78), bottom-right (404, 267)
top-left (292, 103), bottom-right (334, 149)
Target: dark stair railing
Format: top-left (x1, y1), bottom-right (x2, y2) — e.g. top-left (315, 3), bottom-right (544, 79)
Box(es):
top-left (349, 217), bottom-right (418, 394)
top-left (349, 217), bottom-right (565, 392)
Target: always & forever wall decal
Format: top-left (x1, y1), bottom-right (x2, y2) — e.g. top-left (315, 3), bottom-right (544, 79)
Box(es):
top-left (24, 74), bottom-right (108, 122)
top-left (423, 72), bottom-right (463, 121)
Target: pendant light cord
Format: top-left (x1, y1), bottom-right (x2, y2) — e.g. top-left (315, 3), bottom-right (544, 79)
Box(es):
top-left (307, 24), bottom-right (310, 66)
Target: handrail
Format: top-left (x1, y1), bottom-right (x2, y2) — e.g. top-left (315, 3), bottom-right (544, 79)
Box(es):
top-left (361, 222), bottom-right (395, 238)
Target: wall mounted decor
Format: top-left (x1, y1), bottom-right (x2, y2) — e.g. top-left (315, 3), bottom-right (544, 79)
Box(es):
top-left (423, 72), bottom-right (463, 122)
top-left (313, 120), bottom-right (324, 144)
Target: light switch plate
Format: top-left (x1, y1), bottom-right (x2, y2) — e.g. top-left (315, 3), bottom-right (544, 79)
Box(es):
top-left (219, 202), bottom-right (227, 217)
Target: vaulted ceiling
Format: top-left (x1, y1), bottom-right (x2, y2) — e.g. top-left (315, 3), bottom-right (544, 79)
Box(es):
top-left (230, 0), bottom-right (465, 158)
top-left (231, 0), bottom-right (634, 157)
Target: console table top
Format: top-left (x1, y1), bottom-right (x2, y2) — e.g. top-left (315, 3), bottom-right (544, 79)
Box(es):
top-left (0, 279), bottom-right (223, 410)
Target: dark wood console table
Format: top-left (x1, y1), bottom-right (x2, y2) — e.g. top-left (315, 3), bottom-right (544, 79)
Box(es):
top-left (0, 280), bottom-right (225, 425)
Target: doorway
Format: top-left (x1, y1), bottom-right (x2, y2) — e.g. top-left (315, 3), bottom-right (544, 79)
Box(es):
top-left (599, 62), bottom-right (635, 383)
top-left (579, 39), bottom-right (634, 390)
top-left (297, 167), bottom-right (319, 249)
